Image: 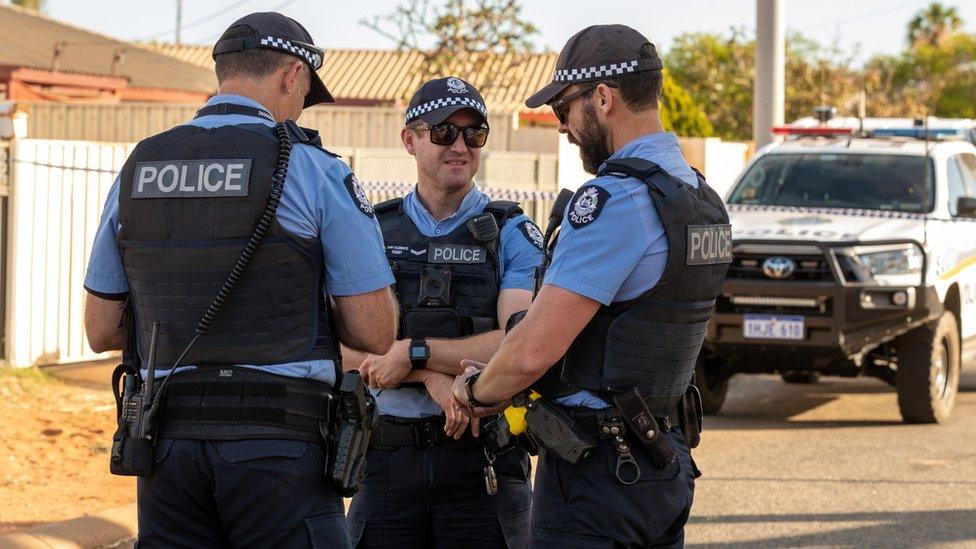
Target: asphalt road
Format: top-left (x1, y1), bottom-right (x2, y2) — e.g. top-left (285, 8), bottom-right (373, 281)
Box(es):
top-left (47, 360), bottom-right (976, 548)
top-left (686, 371), bottom-right (976, 548)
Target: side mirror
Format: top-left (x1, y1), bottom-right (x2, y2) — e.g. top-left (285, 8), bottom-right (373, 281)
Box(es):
top-left (957, 196), bottom-right (976, 218)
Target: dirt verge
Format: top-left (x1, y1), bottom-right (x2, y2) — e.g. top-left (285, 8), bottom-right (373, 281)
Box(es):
top-left (0, 367), bottom-right (134, 535)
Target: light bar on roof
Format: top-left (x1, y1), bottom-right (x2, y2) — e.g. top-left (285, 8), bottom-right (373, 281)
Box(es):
top-left (870, 128), bottom-right (966, 139)
top-left (771, 126), bottom-right (855, 136)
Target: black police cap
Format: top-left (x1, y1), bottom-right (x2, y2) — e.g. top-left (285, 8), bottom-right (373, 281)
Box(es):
top-left (525, 24), bottom-right (663, 109)
top-left (213, 12), bottom-right (334, 108)
top-left (405, 77), bottom-right (489, 127)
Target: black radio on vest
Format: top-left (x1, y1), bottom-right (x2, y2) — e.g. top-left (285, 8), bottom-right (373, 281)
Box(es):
top-left (374, 198), bottom-right (523, 340)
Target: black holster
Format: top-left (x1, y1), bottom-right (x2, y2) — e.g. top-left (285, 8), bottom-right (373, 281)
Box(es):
top-left (678, 385), bottom-right (703, 449)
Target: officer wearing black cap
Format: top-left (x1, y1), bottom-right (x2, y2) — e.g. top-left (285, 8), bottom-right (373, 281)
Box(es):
top-left (453, 25), bottom-right (732, 547)
top-left (342, 77), bottom-right (541, 547)
top-left (84, 12), bottom-right (397, 546)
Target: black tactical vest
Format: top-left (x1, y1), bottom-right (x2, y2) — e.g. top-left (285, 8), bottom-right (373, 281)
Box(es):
top-left (117, 120), bottom-right (339, 367)
top-left (375, 197), bottom-right (522, 339)
top-left (539, 158), bottom-right (732, 414)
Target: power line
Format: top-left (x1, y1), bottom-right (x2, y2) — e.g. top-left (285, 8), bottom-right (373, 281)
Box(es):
top-left (804, 0), bottom-right (921, 32)
top-left (136, 0), bottom-right (257, 42)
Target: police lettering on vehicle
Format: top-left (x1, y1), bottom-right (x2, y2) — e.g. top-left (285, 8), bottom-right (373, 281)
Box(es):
top-left (519, 220), bottom-right (545, 250)
top-left (687, 224), bottom-right (733, 265)
top-left (131, 160), bottom-right (252, 198)
top-left (568, 185), bottom-right (610, 228)
top-left (427, 243), bottom-right (486, 264)
top-left (345, 173), bottom-right (375, 217)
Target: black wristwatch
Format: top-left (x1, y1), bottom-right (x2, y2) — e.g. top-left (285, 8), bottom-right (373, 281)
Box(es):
top-left (408, 338), bottom-right (429, 369)
top-left (464, 372), bottom-right (492, 407)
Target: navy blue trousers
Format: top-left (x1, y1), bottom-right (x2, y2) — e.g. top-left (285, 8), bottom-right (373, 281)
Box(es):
top-left (347, 444), bottom-right (532, 548)
top-left (531, 429), bottom-right (697, 548)
top-left (136, 438), bottom-right (349, 548)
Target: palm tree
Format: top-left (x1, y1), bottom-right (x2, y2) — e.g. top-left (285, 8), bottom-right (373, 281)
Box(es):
top-left (907, 2), bottom-right (963, 48)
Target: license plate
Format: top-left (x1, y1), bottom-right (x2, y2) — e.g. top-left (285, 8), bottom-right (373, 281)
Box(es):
top-left (742, 315), bottom-right (805, 340)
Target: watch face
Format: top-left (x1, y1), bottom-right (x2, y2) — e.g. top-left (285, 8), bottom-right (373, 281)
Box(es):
top-left (410, 345), bottom-right (428, 360)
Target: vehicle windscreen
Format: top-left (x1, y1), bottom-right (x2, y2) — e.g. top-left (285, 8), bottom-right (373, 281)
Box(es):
top-left (728, 153), bottom-right (934, 212)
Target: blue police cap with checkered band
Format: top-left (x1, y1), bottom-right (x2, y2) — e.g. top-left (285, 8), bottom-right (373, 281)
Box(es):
top-left (525, 24), bottom-right (663, 109)
top-left (405, 77), bottom-right (489, 127)
top-left (213, 12), bottom-right (334, 107)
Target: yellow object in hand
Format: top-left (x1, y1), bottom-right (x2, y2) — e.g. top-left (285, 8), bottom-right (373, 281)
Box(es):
top-left (503, 390), bottom-right (542, 435)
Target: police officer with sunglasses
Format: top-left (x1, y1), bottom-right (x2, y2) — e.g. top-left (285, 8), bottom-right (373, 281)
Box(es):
top-left (343, 77), bottom-right (542, 547)
top-left (454, 25), bottom-right (732, 547)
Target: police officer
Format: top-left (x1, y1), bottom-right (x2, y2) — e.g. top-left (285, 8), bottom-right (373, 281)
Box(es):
top-left (343, 77), bottom-right (542, 547)
top-left (84, 12), bottom-right (397, 547)
top-left (452, 25), bottom-right (732, 547)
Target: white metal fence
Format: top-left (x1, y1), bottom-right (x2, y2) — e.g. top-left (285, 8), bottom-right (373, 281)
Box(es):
top-left (3, 138), bottom-right (557, 367)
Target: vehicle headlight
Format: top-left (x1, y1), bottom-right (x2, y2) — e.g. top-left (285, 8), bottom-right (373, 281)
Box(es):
top-left (834, 243), bottom-right (924, 286)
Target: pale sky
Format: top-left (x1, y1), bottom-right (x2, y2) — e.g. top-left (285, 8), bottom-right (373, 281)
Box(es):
top-left (31, 0), bottom-right (976, 64)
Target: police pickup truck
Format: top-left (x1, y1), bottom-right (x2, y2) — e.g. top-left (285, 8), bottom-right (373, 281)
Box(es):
top-left (699, 120), bottom-right (976, 423)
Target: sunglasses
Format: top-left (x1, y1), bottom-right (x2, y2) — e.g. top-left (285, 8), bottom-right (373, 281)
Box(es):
top-left (550, 85), bottom-right (598, 124)
top-left (412, 122), bottom-right (490, 149)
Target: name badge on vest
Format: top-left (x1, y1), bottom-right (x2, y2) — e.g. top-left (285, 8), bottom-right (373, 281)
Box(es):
top-left (386, 244), bottom-right (427, 259)
top-left (131, 160), bottom-right (252, 199)
top-left (687, 224), bottom-right (733, 265)
top-left (428, 243), bottom-right (486, 264)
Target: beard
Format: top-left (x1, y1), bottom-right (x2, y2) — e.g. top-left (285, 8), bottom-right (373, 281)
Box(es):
top-left (577, 102), bottom-right (612, 175)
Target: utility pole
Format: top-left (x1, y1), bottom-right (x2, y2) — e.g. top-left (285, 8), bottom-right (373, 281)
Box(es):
top-left (175, 0), bottom-right (183, 44)
top-left (753, 0), bottom-right (784, 149)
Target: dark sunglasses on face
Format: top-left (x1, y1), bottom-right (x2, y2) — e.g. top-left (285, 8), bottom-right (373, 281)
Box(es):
top-left (413, 122), bottom-right (490, 149)
top-left (550, 84), bottom-right (598, 124)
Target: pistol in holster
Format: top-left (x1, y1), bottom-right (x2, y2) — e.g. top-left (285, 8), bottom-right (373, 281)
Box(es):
top-left (327, 370), bottom-right (377, 497)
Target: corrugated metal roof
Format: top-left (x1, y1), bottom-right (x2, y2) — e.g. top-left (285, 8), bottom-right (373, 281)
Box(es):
top-left (147, 43), bottom-right (556, 112)
top-left (0, 4), bottom-right (216, 94)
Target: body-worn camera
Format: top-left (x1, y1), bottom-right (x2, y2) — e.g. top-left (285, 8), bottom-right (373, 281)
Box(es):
top-left (418, 265), bottom-right (452, 307)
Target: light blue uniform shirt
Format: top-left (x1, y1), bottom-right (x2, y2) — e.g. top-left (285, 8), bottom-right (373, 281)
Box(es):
top-left (84, 94), bottom-right (395, 386)
top-left (375, 186), bottom-right (544, 418)
top-left (546, 132), bottom-right (698, 408)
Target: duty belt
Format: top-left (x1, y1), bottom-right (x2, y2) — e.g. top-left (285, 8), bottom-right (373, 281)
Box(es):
top-left (369, 415), bottom-right (480, 450)
top-left (157, 367), bottom-right (335, 442)
top-left (570, 407), bottom-right (680, 438)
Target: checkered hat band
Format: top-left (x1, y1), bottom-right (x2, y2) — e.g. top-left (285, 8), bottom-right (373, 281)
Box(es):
top-left (405, 97), bottom-right (488, 123)
top-left (259, 36), bottom-right (321, 68)
top-left (553, 59), bottom-right (640, 82)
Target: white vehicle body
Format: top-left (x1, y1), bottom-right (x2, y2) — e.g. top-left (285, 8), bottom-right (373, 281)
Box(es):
top-left (701, 133), bottom-right (976, 422)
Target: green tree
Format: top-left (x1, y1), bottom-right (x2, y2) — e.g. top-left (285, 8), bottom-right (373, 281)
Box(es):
top-left (660, 70), bottom-right (714, 137)
top-left (10, 0), bottom-right (45, 11)
top-left (665, 29), bottom-right (861, 140)
top-left (907, 2), bottom-right (962, 48)
top-left (362, 0), bottom-right (539, 82)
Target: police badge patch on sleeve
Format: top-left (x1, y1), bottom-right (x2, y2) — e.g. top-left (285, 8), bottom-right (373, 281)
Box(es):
top-left (518, 220), bottom-right (545, 250)
top-left (344, 173), bottom-right (374, 218)
top-left (567, 185), bottom-right (610, 229)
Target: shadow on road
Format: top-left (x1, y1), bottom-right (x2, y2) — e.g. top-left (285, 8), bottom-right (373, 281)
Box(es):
top-left (688, 509), bottom-right (976, 548)
top-left (701, 375), bottom-right (908, 429)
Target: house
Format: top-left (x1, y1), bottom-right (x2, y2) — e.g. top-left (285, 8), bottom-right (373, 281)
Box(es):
top-left (149, 43), bottom-right (558, 123)
top-left (0, 3), bottom-right (215, 103)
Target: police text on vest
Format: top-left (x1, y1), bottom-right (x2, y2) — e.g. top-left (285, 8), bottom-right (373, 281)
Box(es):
top-left (131, 160), bottom-right (252, 198)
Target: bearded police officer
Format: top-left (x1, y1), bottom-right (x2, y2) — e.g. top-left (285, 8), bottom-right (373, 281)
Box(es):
top-left (83, 12), bottom-right (397, 547)
top-left (343, 77), bottom-right (541, 547)
top-left (452, 25), bottom-right (732, 547)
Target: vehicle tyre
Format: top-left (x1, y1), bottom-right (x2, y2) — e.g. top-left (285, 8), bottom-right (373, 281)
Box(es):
top-left (695, 354), bottom-right (729, 415)
top-left (780, 371), bottom-right (821, 384)
top-left (895, 311), bottom-right (960, 424)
